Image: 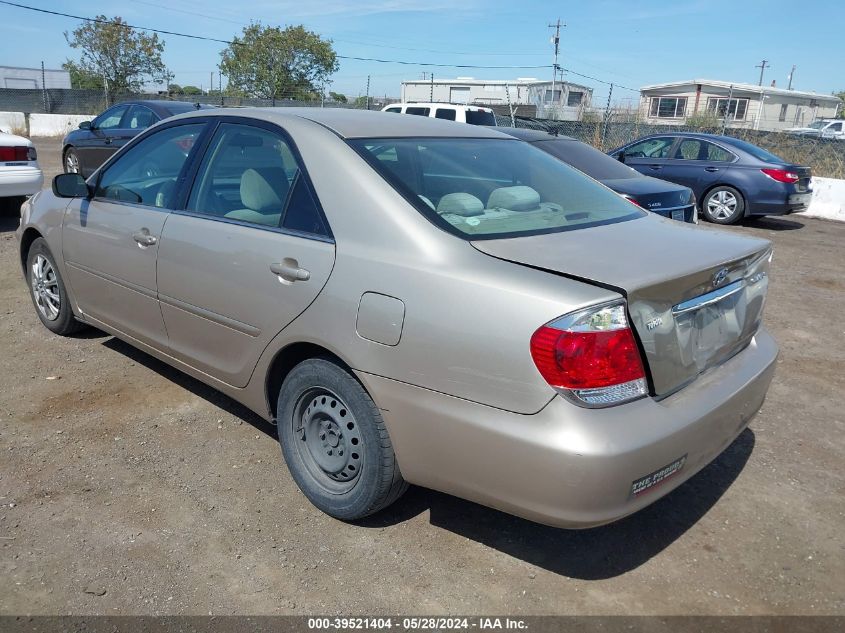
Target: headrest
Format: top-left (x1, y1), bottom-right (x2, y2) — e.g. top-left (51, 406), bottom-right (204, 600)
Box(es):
top-left (488, 186), bottom-right (541, 212)
top-left (436, 192), bottom-right (484, 216)
top-left (240, 167), bottom-right (288, 214)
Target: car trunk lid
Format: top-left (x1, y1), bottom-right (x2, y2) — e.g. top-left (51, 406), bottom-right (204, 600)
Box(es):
top-left (471, 215), bottom-right (772, 397)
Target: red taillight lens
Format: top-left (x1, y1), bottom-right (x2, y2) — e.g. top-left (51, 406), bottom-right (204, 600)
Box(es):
top-left (0, 146), bottom-right (32, 161)
top-left (621, 194), bottom-right (645, 209)
top-left (761, 168), bottom-right (799, 183)
top-left (530, 302), bottom-right (647, 407)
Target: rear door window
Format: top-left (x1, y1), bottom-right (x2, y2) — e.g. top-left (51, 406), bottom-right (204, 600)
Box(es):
top-left (405, 107), bottom-right (431, 116)
top-left (187, 122), bottom-right (328, 235)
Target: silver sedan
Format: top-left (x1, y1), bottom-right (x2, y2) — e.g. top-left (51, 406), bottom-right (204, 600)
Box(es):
top-left (16, 108), bottom-right (778, 528)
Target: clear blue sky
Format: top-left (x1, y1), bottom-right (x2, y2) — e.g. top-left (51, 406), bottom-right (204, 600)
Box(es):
top-left (2, 0), bottom-right (843, 103)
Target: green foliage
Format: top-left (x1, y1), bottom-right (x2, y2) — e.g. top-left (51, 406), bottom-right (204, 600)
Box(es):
top-left (65, 15), bottom-right (172, 96)
top-left (62, 60), bottom-right (104, 91)
top-left (329, 91), bottom-right (347, 103)
top-left (167, 83), bottom-right (182, 93)
top-left (685, 109), bottom-right (720, 129)
top-left (219, 23), bottom-right (338, 100)
top-left (182, 85), bottom-right (203, 95)
top-left (836, 91), bottom-right (845, 118)
top-left (353, 95), bottom-right (369, 108)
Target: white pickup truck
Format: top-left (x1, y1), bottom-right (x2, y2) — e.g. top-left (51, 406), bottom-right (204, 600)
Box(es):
top-left (786, 119), bottom-right (844, 140)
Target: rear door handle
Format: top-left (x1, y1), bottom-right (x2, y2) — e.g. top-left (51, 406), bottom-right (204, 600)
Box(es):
top-left (132, 230), bottom-right (157, 247)
top-left (705, 167), bottom-right (720, 172)
top-left (648, 164), bottom-right (662, 170)
top-left (104, 137), bottom-right (112, 144)
top-left (270, 259), bottom-right (310, 283)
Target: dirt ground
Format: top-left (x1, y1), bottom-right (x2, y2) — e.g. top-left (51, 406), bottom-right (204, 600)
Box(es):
top-left (0, 138), bottom-right (843, 616)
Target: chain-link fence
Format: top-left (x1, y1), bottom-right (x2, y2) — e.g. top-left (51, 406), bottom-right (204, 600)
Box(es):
top-left (1, 87), bottom-right (842, 179)
top-left (495, 115), bottom-right (845, 179)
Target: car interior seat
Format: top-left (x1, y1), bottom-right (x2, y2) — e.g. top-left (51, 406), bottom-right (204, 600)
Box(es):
top-left (224, 167), bottom-right (290, 226)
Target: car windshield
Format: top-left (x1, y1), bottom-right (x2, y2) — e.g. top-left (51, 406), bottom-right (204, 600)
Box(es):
top-left (722, 138), bottom-right (787, 163)
top-left (350, 137), bottom-right (644, 240)
top-left (807, 121), bottom-right (826, 129)
top-left (535, 139), bottom-right (641, 180)
top-left (465, 110), bottom-right (497, 126)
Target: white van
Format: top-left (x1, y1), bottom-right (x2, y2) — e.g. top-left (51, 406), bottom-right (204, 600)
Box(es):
top-left (381, 103), bottom-right (497, 126)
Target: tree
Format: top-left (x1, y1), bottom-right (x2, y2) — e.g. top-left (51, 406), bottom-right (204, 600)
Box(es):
top-left (65, 15), bottom-right (172, 99)
top-left (182, 85), bottom-right (203, 95)
top-left (220, 23), bottom-right (338, 101)
top-left (62, 61), bottom-right (104, 91)
top-left (329, 91), bottom-right (347, 103)
top-left (168, 83), bottom-right (183, 94)
top-left (836, 91), bottom-right (845, 118)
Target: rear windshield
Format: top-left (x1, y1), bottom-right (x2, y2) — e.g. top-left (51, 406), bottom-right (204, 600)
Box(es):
top-left (536, 138), bottom-right (642, 180)
top-left (722, 138), bottom-right (786, 164)
top-left (465, 110), bottom-right (497, 126)
top-left (350, 137), bottom-right (644, 240)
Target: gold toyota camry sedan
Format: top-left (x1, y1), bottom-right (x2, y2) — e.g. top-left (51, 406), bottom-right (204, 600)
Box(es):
top-left (17, 108), bottom-right (778, 528)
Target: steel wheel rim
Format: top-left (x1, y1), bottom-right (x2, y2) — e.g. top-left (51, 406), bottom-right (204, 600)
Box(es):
top-left (292, 387), bottom-right (363, 494)
top-left (707, 190), bottom-right (737, 220)
top-left (31, 254), bottom-right (61, 321)
top-left (65, 152), bottom-right (79, 174)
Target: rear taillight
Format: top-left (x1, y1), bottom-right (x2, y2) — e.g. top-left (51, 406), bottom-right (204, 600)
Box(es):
top-left (0, 146), bottom-right (34, 161)
top-left (761, 168), bottom-right (799, 183)
top-left (530, 302), bottom-right (647, 407)
top-left (620, 194), bottom-right (645, 209)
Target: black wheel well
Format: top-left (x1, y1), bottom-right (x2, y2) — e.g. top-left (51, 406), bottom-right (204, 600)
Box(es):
top-left (265, 342), bottom-right (349, 420)
top-left (18, 227), bottom-right (43, 274)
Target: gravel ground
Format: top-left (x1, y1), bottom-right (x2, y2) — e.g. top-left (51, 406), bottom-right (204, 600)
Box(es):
top-left (0, 138), bottom-right (843, 616)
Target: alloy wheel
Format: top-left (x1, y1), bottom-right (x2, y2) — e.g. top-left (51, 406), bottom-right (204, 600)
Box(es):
top-left (707, 190), bottom-right (738, 221)
top-left (31, 254), bottom-right (61, 321)
top-left (65, 151), bottom-right (79, 174)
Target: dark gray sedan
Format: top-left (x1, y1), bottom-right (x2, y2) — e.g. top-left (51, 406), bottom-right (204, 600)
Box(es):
top-left (62, 100), bottom-right (214, 178)
top-left (503, 128), bottom-right (697, 223)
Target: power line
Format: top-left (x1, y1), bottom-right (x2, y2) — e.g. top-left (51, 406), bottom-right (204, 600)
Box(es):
top-left (0, 1), bottom-right (552, 69)
top-left (0, 1), bottom-right (643, 88)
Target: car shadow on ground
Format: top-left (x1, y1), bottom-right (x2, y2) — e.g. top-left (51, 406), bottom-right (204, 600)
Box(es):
top-left (358, 428), bottom-right (755, 580)
top-left (743, 216), bottom-right (805, 231)
top-left (0, 212), bottom-right (21, 233)
top-left (101, 337), bottom-right (276, 439)
top-left (97, 334), bottom-right (753, 581)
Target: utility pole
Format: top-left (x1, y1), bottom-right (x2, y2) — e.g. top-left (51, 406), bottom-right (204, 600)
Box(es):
top-left (755, 59), bottom-right (769, 86)
top-left (365, 75), bottom-right (370, 110)
top-left (548, 18), bottom-right (564, 117)
top-left (787, 65), bottom-right (796, 90)
top-left (210, 72), bottom-right (213, 96)
top-left (430, 73), bottom-right (434, 102)
top-left (40, 61), bottom-right (48, 113)
top-left (721, 84), bottom-right (734, 135)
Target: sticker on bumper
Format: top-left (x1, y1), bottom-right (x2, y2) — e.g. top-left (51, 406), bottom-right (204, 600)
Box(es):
top-left (631, 454), bottom-right (687, 497)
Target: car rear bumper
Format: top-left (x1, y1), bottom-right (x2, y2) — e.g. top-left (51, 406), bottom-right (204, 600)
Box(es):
top-left (359, 326), bottom-right (778, 528)
top-left (0, 167), bottom-right (43, 197)
top-left (748, 190), bottom-right (812, 216)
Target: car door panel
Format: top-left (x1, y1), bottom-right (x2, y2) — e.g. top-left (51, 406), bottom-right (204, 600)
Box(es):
top-left (62, 200), bottom-right (169, 347)
top-left (60, 121), bottom-right (207, 348)
top-left (620, 136), bottom-right (678, 178)
top-left (156, 217), bottom-right (335, 386)
top-left (77, 104), bottom-right (131, 176)
top-left (661, 139), bottom-right (735, 197)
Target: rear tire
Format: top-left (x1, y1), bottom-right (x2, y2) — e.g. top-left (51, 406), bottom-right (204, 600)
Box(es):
top-left (277, 358), bottom-right (407, 521)
top-left (25, 238), bottom-right (86, 335)
top-left (702, 186), bottom-right (745, 224)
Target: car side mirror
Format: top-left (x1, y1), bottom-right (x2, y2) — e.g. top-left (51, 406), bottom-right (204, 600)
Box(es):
top-left (52, 173), bottom-right (91, 198)
top-left (616, 151), bottom-right (626, 163)
top-left (78, 121), bottom-right (92, 130)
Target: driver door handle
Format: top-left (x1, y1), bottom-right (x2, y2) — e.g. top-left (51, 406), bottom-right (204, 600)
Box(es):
top-left (132, 230), bottom-right (157, 247)
top-left (104, 137), bottom-right (112, 144)
top-left (648, 164), bottom-right (662, 170)
top-left (270, 259), bottom-right (310, 283)
top-left (704, 166), bottom-right (720, 172)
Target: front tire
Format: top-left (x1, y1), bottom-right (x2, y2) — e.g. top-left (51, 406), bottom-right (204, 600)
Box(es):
top-left (64, 147), bottom-right (80, 174)
top-left (277, 358), bottom-right (407, 520)
top-left (702, 185), bottom-right (745, 224)
top-left (25, 238), bottom-right (85, 335)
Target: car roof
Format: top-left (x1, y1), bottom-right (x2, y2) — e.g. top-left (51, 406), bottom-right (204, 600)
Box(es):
top-left (169, 107), bottom-right (512, 139)
top-left (119, 100), bottom-right (214, 115)
top-left (497, 127), bottom-right (576, 142)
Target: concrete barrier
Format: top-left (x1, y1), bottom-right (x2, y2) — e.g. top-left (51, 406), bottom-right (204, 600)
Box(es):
top-left (29, 113), bottom-right (94, 137)
top-left (0, 111), bottom-right (26, 134)
top-left (798, 177), bottom-right (845, 223)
